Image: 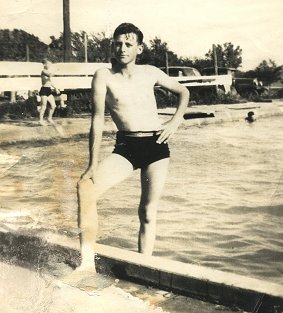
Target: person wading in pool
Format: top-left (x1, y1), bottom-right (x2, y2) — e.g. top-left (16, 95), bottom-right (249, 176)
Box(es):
top-left (76, 23), bottom-right (190, 274)
top-left (38, 59), bottom-right (60, 126)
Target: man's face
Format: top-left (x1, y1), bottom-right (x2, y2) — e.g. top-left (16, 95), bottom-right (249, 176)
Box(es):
top-left (113, 33), bottom-right (143, 64)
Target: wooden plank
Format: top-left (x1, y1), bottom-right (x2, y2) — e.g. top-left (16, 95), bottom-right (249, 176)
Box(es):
top-left (52, 77), bottom-right (92, 90)
top-left (0, 62), bottom-right (111, 91)
top-left (0, 61), bottom-right (231, 92)
top-left (53, 62), bottom-right (110, 76)
top-left (0, 77), bottom-right (94, 92)
top-left (0, 61), bottom-right (110, 77)
top-left (0, 77), bottom-right (41, 92)
top-left (0, 61), bottom-right (42, 76)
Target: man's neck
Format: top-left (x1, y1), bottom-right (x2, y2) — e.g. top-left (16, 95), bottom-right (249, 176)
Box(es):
top-left (113, 60), bottom-right (137, 77)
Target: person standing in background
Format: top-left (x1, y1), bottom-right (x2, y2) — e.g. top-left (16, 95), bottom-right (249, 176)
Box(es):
top-left (38, 59), bottom-right (60, 125)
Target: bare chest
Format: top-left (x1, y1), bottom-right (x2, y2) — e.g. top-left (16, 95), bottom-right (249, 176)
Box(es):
top-left (107, 74), bottom-right (155, 103)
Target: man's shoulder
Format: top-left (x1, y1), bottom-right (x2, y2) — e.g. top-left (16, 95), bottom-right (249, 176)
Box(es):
top-left (136, 64), bottom-right (163, 77)
top-left (94, 67), bottom-right (111, 76)
top-left (138, 65), bottom-right (167, 81)
top-left (138, 64), bottom-right (158, 71)
top-left (93, 67), bottom-right (111, 83)
top-left (41, 69), bottom-right (52, 76)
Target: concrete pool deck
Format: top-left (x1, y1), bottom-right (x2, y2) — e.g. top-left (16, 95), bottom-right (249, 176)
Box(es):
top-left (0, 100), bottom-right (283, 312)
top-left (0, 229), bottom-right (282, 313)
top-left (0, 100), bottom-right (283, 145)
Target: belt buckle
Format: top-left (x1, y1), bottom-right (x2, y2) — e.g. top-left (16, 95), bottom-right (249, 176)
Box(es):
top-left (124, 131), bottom-right (156, 137)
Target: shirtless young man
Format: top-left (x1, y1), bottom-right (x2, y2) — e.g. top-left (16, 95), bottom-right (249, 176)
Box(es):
top-left (38, 59), bottom-right (59, 125)
top-left (77, 23), bottom-right (190, 272)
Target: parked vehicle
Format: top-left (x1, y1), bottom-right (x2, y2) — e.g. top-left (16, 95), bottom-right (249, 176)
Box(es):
top-left (201, 67), bottom-right (269, 99)
top-left (158, 66), bottom-right (232, 104)
top-left (159, 66), bottom-right (202, 77)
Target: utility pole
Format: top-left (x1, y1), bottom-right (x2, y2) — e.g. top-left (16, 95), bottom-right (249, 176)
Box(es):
top-left (63, 0), bottom-right (72, 62)
top-left (213, 44), bottom-right (218, 75)
top-left (213, 44), bottom-right (218, 95)
top-left (84, 32), bottom-right (88, 63)
top-left (165, 52), bottom-right (169, 75)
top-left (26, 44), bottom-right (30, 62)
top-left (26, 44), bottom-right (33, 97)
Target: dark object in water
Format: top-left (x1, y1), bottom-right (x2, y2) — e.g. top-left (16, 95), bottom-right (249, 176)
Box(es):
top-left (245, 111), bottom-right (256, 123)
top-left (183, 112), bottom-right (215, 120)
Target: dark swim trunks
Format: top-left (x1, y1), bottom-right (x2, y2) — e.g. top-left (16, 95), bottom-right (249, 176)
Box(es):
top-left (113, 131), bottom-right (170, 169)
top-left (39, 87), bottom-right (52, 97)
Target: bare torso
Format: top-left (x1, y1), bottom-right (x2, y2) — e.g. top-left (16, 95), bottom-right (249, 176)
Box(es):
top-left (104, 65), bottom-right (162, 131)
top-left (41, 70), bottom-right (53, 87)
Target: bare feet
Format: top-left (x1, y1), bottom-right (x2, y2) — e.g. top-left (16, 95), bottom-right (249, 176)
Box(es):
top-left (74, 264), bottom-right (97, 273)
top-left (39, 120), bottom-right (47, 126)
top-left (61, 266), bottom-right (116, 291)
top-left (47, 118), bottom-right (55, 125)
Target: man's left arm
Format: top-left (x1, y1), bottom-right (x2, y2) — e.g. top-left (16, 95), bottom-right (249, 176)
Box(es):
top-left (154, 68), bottom-right (190, 143)
top-left (42, 69), bottom-right (60, 94)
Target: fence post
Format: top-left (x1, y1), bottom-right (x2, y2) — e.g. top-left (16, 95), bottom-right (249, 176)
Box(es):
top-left (10, 92), bottom-right (16, 103)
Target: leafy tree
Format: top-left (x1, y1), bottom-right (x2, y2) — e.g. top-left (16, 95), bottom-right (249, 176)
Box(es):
top-left (49, 32), bottom-right (82, 62)
top-left (48, 35), bottom-right (64, 62)
top-left (206, 42), bottom-right (242, 69)
top-left (146, 37), bottom-right (179, 68)
top-left (140, 38), bottom-right (213, 72)
top-left (71, 31), bottom-right (86, 61)
top-left (0, 28), bottom-right (245, 79)
top-left (137, 43), bottom-right (152, 64)
top-left (148, 37), bottom-right (168, 67)
top-left (184, 57), bottom-right (213, 73)
top-left (89, 32), bottom-right (111, 62)
top-left (238, 60), bottom-right (282, 88)
top-left (0, 29), bottom-right (48, 61)
top-left (251, 59), bottom-right (282, 87)
top-left (48, 31), bottom-right (112, 62)
top-left (177, 57), bottom-right (194, 67)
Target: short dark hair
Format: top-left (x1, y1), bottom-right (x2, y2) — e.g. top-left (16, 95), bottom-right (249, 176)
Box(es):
top-left (113, 23), bottom-right (143, 44)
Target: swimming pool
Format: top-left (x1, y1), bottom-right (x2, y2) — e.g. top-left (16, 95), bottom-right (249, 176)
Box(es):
top-left (0, 115), bottom-right (282, 284)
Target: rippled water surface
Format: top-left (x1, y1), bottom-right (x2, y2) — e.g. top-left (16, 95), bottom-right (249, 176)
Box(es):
top-left (1, 116), bottom-right (283, 284)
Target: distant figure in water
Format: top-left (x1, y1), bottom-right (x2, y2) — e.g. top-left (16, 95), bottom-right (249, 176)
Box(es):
top-left (75, 23), bottom-right (190, 278)
top-left (245, 111), bottom-right (256, 123)
top-left (38, 59), bottom-right (60, 126)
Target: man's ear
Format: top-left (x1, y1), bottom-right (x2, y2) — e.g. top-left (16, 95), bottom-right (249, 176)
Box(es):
top-left (137, 44), bottom-right (144, 55)
top-left (110, 41), bottom-right (115, 53)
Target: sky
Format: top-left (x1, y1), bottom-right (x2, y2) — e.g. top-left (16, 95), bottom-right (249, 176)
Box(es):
top-left (1, 0), bottom-right (282, 70)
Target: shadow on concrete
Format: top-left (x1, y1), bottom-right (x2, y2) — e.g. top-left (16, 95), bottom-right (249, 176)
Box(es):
top-left (0, 231), bottom-right (79, 276)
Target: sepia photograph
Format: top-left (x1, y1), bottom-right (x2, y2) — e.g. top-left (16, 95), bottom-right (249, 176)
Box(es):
top-left (0, 1), bottom-right (282, 312)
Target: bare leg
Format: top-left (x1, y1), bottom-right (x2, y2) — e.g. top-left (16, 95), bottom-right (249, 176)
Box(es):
top-left (77, 154), bottom-right (134, 271)
top-left (39, 96), bottom-right (48, 125)
top-left (47, 95), bottom-right (56, 124)
top-left (77, 179), bottom-right (98, 270)
top-left (138, 158), bottom-right (169, 255)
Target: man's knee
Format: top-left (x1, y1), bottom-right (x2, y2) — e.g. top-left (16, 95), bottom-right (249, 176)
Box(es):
top-left (77, 178), bottom-right (95, 194)
top-left (49, 101), bottom-right (56, 109)
top-left (138, 203), bottom-right (157, 224)
top-left (40, 101), bottom-right (47, 108)
top-left (77, 179), bottom-right (99, 209)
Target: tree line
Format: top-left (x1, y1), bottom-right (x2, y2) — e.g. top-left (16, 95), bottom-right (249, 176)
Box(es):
top-left (0, 29), bottom-right (282, 86)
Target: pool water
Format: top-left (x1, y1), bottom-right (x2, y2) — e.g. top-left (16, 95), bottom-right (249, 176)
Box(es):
top-left (0, 116), bottom-right (282, 284)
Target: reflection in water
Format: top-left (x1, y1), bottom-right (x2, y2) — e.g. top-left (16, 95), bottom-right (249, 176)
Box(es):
top-left (0, 117), bottom-right (283, 284)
